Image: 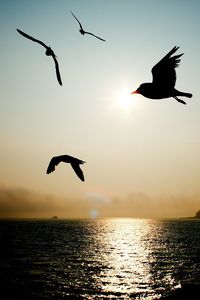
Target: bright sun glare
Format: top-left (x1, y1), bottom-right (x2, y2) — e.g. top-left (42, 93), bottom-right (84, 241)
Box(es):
top-left (115, 87), bottom-right (137, 111)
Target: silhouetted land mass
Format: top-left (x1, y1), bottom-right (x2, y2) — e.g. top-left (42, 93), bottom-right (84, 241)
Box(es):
top-left (16, 29), bottom-right (62, 86)
top-left (46, 154), bottom-right (85, 181)
top-left (131, 46), bottom-right (192, 105)
top-left (71, 11), bottom-right (106, 42)
top-left (195, 210), bottom-right (200, 218)
top-left (183, 210), bottom-right (200, 219)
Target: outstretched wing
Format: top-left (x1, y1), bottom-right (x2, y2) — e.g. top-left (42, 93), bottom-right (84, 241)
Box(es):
top-left (46, 157), bottom-right (61, 174)
top-left (151, 46), bottom-right (183, 89)
top-left (17, 29), bottom-right (48, 49)
top-left (71, 11), bottom-right (84, 31)
top-left (52, 55), bottom-right (62, 86)
top-left (84, 31), bottom-right (106, 42)
top-left (71, 163), bottom-right (85, 181)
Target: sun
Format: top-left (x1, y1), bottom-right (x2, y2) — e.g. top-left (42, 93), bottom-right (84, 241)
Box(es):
top-left (115, 87), bottom-right (136, 111)
top-left (109, 85), bottom-right (140, 116)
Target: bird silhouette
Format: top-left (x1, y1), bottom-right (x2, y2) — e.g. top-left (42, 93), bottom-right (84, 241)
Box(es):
top-left (16, 29), bottom-right (62, 86)
top-left (71, 11), bottom-right (106, 42)
top-left (46, 155), bottom-right (85, 182)
top-left (131, 46), bottom-right (192, 105)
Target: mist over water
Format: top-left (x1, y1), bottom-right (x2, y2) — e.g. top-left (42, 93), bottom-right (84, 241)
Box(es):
top-left (0, 219), bottom-right (200, 299)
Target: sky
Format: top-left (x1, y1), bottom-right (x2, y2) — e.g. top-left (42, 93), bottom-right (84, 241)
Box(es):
top-left (0, 0), bottom-right (200, 219)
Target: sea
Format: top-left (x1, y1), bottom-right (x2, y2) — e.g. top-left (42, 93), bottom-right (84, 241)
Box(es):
top-left (0, 218), bottom-right (200, 300)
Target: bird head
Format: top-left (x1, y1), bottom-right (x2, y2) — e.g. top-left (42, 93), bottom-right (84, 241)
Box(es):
top-left (131, 89), bottom-right (139, 95)
top-left (130, 83), bottom-right (149, 96)
top-left (130, 87), bottom-right (141, 95)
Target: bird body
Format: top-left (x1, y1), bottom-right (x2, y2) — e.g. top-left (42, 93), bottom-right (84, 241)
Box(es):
top-left (17, 29), bottom-right (62, 86)
top-left (71, 11), bottom-right (106, 42)
top-left (131, 46), bottom-right (192, 105)
top-left (46, 155), bottom-right (85, 182)
top-left (134, 83), bottom-right (191, 100)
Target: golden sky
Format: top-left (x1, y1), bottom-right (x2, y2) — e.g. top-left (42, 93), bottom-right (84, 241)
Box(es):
top-left (0, 0), bottom-right (200, 218)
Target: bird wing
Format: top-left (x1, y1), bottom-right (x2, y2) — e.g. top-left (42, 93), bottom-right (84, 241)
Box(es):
top-left (71, 11), bottom-right (84, 31)
top-left (151, 46), bottom-right (183, 89)
top-left (84, 31), bottom-right (106, 41)
top-left (17, 29), bottom-right (48, 49)
top-left (71, 163), bottom-right (85, 181)
top-left (52, 55), bottom-right (62, 86)
top-left (46, 156), bottom-right (62, 174)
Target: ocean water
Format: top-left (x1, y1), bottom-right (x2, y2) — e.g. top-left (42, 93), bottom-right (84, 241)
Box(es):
top-left (0, 219), bottom-right (200, 299)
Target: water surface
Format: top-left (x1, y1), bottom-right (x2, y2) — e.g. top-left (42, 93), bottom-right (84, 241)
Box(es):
top-left (0, 219), bottom-right (199, 299)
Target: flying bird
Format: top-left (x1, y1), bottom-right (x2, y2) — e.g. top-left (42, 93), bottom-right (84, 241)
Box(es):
top-left (71, 11), bottom-right (106, 42)
top-left (46, 155), bottom-right (85, 182)
top-left (16, 28), bottom-right (62, 86)
top-left (131, 46), bottom-right (192, 105)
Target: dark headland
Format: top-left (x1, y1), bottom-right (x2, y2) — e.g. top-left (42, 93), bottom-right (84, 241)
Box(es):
top-left (195, 210), bottom-right (200, 218)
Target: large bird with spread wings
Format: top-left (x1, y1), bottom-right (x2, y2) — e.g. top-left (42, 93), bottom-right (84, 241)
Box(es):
top-left (131, 46), bottom-right (192, 104)
top-left (46, 155), bottom-right (85, 182)
top-left (71, 11), bottom-right (106, 42)
top-left (17, 29), bottom-right (62, 86)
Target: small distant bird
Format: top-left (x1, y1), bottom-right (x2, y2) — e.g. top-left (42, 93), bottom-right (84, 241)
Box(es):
top-left (46, 155), bottom-right (85, 182)
top-left (71, 11), bottom-right (106, 42)
top-left (131, 46), bottom-right (192, 105)
top-left (16, 29), bottom-right (62, 86)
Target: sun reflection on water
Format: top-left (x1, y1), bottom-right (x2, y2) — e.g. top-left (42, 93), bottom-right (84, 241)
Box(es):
top-left (91, 219), bottom-right (155, 297)
top-left (84, 218), bottom-right (182, 299)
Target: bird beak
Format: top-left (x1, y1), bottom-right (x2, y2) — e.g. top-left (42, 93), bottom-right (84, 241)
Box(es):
top-left (130, 90), bottom-right (139, 95)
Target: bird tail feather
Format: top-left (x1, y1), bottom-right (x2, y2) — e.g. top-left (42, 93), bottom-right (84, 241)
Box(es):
top-left (178, 92), bottom-right (192, 98)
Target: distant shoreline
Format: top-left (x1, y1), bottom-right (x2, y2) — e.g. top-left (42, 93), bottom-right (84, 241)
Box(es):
top-left (0, 216), bottom-right (200, 221)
